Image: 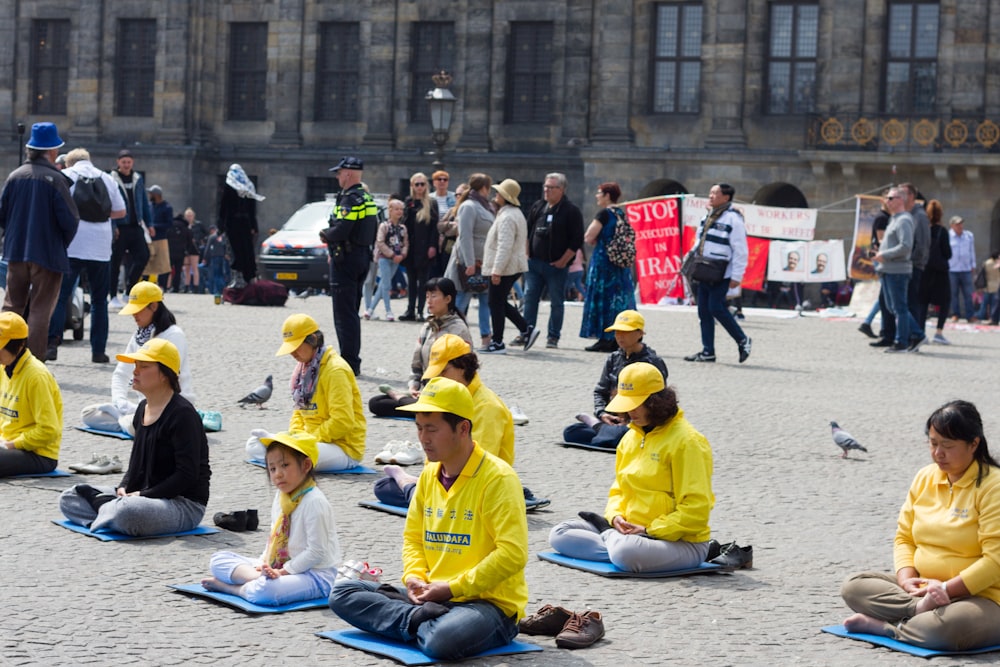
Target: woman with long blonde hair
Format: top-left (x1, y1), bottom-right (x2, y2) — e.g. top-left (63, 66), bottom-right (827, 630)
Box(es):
top-left (399, 172), bottom-right (440, 320)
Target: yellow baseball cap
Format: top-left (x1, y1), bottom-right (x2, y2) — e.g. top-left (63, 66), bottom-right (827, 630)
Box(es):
top-left (261, 430), bottom-right (319, 466)
top-left (605, 362), bottom-right (665, 413)
top-left (276, 314), bottom-right (320, 356)
top-left (116, 338), bottom-right (181, 375)
top-left (0, 312), bottom-right (29, 348)
top-left (120, 281), bottom-right (164, 315)
top-left (423, 334), bottom-right (473, 379)
top-left (398, 376), bottom-right (475, 421)
top-left (604, 309), bottom-right (645, 333)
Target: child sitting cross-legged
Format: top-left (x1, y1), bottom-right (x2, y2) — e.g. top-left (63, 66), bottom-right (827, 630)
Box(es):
top-left (202, 431), bottom-right (342, 606)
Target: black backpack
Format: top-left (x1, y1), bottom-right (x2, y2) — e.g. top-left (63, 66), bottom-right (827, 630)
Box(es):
top-left (73, 175), bottom-right (113, 222)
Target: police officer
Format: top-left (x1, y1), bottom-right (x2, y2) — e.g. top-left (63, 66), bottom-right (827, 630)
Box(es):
top-left (320, 157), bottom-right (377, 376)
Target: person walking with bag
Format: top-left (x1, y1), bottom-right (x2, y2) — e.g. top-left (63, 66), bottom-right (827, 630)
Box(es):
top-left (683, 183), bottom-right (751, 364)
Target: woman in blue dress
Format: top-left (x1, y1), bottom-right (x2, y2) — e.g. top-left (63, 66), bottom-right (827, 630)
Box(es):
top-left (580, 182), bottom-right (636, 352)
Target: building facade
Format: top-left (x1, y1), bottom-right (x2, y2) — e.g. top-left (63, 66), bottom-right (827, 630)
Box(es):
top-left (2, 0), bottom-right (999, 254)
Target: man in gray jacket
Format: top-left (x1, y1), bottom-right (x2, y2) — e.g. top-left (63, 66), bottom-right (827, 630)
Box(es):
top-left (901, 182), bottom-right (930, 325)
top-left (872, 187), bottom-right (927, 352)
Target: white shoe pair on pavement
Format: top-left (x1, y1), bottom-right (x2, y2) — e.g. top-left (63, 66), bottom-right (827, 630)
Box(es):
top-left (374, 440), bottom-right (424, 465)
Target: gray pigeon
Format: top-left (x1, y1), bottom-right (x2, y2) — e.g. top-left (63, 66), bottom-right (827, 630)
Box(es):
top-left (238, 375), bottom-right (273, 409)
top-left (830, 421), bottom-right (868, 459)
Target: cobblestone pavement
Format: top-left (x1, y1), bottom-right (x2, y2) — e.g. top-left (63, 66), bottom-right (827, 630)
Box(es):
top-left (5, 293), bottom-right (1000, 666)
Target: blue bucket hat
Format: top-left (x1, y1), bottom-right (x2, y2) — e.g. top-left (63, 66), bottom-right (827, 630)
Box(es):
top-left (25, 122), bottom-right (65, 151)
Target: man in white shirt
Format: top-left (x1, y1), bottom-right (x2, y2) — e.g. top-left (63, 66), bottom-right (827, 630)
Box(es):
top-left (947, 215), bottom-right (977, 322)
top-left (47, 148), bottom-right (126, 363)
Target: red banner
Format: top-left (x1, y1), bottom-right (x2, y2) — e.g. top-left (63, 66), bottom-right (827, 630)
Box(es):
top-left (625, 197), bottom-right (682, 304)
top-left (744, 237), bottom-right (769, 291)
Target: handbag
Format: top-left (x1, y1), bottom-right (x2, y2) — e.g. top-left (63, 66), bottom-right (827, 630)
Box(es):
top-left (681, 254), bottom-right (728, 284)
top-left (974, 266), bottom-right (988, 290)
top-left (457, 261), bottom-right (489, 293)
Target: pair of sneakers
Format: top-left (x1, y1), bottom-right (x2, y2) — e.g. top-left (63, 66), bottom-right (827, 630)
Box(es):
top-left (374, 440), bottom-right (424, 465)
top-left (518, 604), bottom-right (605, 649)
top-left (69, 453), bottom-right (123, 475)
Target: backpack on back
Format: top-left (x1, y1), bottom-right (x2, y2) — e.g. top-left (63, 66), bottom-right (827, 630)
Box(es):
top-left (73, 175), bottom-right (113, 222)
top-left (605, 207), bottom-right (636, 268)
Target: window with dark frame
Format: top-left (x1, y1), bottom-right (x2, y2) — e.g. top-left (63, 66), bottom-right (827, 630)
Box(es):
top-left (228, 22), bottom-right (268, 121)
top-left (31, 19), bottom-right (71, 115)
top-left (306, 177), bottom-right (340, 203)
top-left (410, 22), bottom-right (455, 122)
top-left (504, 22), bottom-right (554, 124)
top-left (115, 19), bottom-right (156, 117)
top-left (883, 1), bottom-right (939, 115)
top-left (316, 22), bottom-right (360, 122)
top-left (766, 3), bottom-right (818, 115)
top-left (651, 3), bottom-right (702, 114)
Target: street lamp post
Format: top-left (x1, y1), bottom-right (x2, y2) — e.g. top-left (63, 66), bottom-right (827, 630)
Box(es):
top-left (425, 71), bottom-right (456, 169)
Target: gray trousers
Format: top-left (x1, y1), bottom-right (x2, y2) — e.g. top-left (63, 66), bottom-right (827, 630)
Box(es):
top-left (841, 571), bottom-right (1000, 650)
top-left (549, 518), bottom-right (709, 572)
top-left (60, 484), bottom-right (205, 536)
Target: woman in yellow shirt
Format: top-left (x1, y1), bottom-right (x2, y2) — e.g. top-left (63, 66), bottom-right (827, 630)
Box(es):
top-left (841, 400), bottom-right (1000, 650)
top-left (549, 362), bottom-right (714, 572)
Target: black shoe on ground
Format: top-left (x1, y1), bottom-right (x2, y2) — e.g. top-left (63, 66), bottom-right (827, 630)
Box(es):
top-left (705, 539), bottom-right (722, 562)
top-left (46, 346), bottom-right (58, 362)
top-left (213, 510), bottom-right (248, 532)
top-left (398, 312), bottom-right (416, 322)
top-left (907, 334), bottom-right (928, 352)
top-left (884, 343), bottom-right (908, 353)
top-left (710, 543), bottom-right (753, 569)
top-left (738, 337), bottom-right (752, 363)
top-left (523, 326), bottom-right (542, 351)
top-left (858, 322), bottom-right (878, 338)
top-left (245, 509), bottom-right (259, 531)
top-left (92, 353), bottom-right (110, 364)
top-left (578, 511), bottom-right (612, 533)
top-left (585, 339), bottom-right (617, 352)
top-left (869, 338), bottom-right (893, 348)
top-left (684, 351), bottom-right (716, 362)
top-left (545, 337), bottom-right (559, 349)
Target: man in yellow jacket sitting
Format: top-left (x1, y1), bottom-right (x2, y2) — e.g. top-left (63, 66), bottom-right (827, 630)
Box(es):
top-left (329, 377), bottom-right (528, 661)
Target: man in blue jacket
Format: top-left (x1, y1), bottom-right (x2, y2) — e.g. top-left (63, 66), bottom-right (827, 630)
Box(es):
top-left (0, 122), bottom-right (79, 359)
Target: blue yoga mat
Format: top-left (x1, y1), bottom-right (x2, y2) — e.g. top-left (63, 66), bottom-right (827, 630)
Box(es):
top-left (557, 440), bottom-right (616, 453)
top-left (357, 500), bottom-right (409, 517)
top-left (52, 519), bottom-right (219, 542)
top-left (821, 624), bottom-right (1000, 657)
top-left (10, 469), bottom-right (72, 478)
top-left (373, 415), bottom-right (416, 422)
top-left (75, 425), bottom-right (133, 440)
top-left (168, 583), bottom-right (327, 614)
top-left (315, 629), bottom-right (542, 665)
top-left (245, 459), bottom-right (376, 474)
top-left (538, 550), bottom-right (730, 578)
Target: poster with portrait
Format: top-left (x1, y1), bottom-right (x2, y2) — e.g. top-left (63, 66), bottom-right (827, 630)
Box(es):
top-left (767, 240), bottom-right (846, 283)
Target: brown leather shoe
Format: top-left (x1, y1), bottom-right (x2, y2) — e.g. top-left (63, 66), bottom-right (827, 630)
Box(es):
top-left (555, 610), bottom-right (605, 648)
top-left (518, 604), bottom-right (573, 636)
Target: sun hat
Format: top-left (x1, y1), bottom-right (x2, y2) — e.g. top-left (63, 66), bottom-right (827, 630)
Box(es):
top-left (119, 281), bottom-right (164, 315)
top-left (491, 179), bottom-right (521, 207)
top-left (604, 309), bottom-right (645, 333)
top-left (276, 314), bottom-right (320, 356)
top-left (604, 362), bottom-right (665, 413)
top-left (25, 122), bottom-right (65, 150)
top-left (261, 431), bottom-right (320, 467)
top-left (0, 312), bottom-right (29, 348)
top-left (422, 334), bottom-right (473, 379)
top-left (398, 376), bottom-right (475, 422)
top-left (116, 338), bottom-right (181, 375)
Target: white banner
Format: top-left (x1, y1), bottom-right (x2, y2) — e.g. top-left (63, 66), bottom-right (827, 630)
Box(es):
top-left (683, 196), bottom-right (817, 241)
top-left (767, 240), bottom-right (846, 283)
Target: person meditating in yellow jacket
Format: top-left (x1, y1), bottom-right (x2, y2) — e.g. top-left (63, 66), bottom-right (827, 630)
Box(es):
top-left (329, 376), bottom-right (528, 661)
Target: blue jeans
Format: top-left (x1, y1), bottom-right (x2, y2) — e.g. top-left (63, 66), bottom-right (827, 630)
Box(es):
top-left (456, 289), bottom-right (491, 337)
top-left (209, 257), bottom-right (228, 295)
top-left (367, 258), bottom-right (396, 315)
top-left (881, 273), bottom-right (922, 344)
top-left (696, 279), bottom-right (746, 355)
top-left (328, 579), bottom-right (518, 661)
top-left (977, 291), bottom-right (997, 321)
top-left (48, 258), bottom-right (110, 355)
top-left (523, 257), bottom-right (568, 341)
top-left (950, 270), bottom-right (975, 319)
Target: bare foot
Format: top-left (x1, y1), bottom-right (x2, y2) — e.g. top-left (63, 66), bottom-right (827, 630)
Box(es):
top-left (915, 585), bottom-right (949, 614)
top-left (201, 577), bottom-right (223, 592)
top-left (383, 464), bottom-right (419, 487)
top-left (843, 613), bottom-right (887, 636)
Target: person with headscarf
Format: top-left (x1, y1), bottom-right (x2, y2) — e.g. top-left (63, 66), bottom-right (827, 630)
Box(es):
top-left (219, 164), bottom-right (264, 289)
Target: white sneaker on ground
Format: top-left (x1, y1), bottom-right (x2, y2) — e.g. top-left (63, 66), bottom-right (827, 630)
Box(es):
top-left (374, 440), bottom-right (406, 464)
top-left (933, 333), bottom-right (951, 345)
top-left (510, 405), bottom-right (529, 426)
top-left (108, 296), bottom-right (124, 311)
top-left (69, 452), bottom-right (102, 472)
top-left (390, 441), bottom-right (424, 465)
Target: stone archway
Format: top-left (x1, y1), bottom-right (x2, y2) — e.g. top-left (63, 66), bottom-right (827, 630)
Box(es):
top-left (751, 182), bottom-right (808, 208)
top-left (637, 179), bottom-right (688, 199)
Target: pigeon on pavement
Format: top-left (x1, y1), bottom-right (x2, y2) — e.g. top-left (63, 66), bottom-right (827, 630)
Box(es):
top-left (830, 421), bottom-right (868, 459)
top-left (238, 375), bottom-right (273, 409)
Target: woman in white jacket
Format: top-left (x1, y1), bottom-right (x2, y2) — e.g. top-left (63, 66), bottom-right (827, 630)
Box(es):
top-left (81, 281), bottom-right (195, 435)
top-left (481, 179), bottom-right (533, 353)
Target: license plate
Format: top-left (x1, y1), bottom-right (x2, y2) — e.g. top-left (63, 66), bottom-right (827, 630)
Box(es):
top-left (276, 272), bottom-right (298, 280)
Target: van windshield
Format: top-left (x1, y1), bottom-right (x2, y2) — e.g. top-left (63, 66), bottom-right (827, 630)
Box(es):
top-left (283, 204), bottom-right (332, 231)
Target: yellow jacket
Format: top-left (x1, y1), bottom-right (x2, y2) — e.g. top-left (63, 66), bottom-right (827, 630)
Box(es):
top-left (895, 461), bottom-right (1000, 605)
top-left (604, 408), bottom-right (714, 542)
top-left (0, 351), bottom-right (62, 461)
top-left (468, 374), bottom-right (515, 465)
top-left (403, 442), bottom-right (529, 620)
top-left (289, 348), bottom-right (366, 461)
